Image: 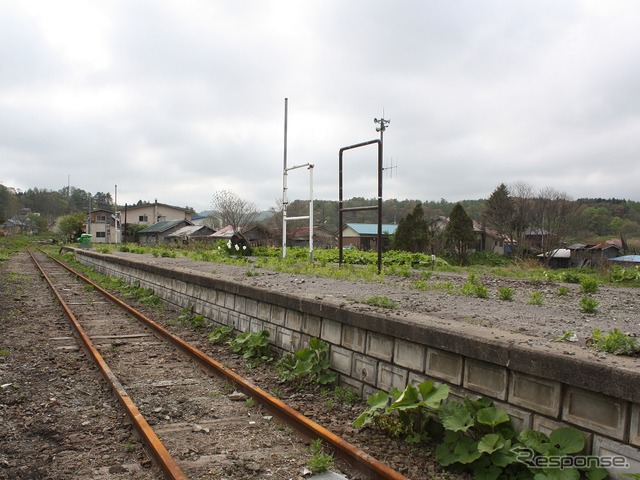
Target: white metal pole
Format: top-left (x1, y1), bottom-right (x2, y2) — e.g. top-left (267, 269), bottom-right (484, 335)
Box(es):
top-left (282, 98), bottom-right (288, 258)
top-left (309, 165), bottom-right (314, 262)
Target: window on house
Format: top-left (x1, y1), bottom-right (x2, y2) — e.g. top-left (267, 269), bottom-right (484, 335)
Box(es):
top-left (96, 232), bottom-right (106, 238)
top-left (96, 215), bottom-right (106, 222)
top-left (139, 215), bottom-right (148, 222)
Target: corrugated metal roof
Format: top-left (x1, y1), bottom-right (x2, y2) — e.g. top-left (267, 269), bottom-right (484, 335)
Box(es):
top-left (537, 248), bottom-right (571, 258)
top-left (610, 255), bottom-right (640, 263)
top-left (345, 223), bottom-right (397, 235)
top-left (138, 220), bottom-right (186, 234)
top-left (166, 226), bottom-right (210, 237)
top-left (210, 225), bottom-right (236, 238)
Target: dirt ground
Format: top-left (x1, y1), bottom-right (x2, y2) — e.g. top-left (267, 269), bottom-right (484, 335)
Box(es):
top-left (2, 249), bottom-right (639, 479)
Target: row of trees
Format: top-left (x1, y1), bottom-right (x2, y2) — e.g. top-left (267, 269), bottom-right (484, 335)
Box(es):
top-left (391, 181), bottom-right (635, 265)
top-left (392, 202), bottom-right (476, 265)
top-left (3, 182), bottom-right (640, 251)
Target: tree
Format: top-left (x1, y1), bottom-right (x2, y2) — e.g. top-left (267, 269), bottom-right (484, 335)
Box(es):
top-left (393, 203), bottom-right (430, 252)
top-left (509, 181), bottom-right (535, 256)
top-left (446, 203), bottom-right (475, 265)
top-left (211, 189), bottom-right (259, 233)
top-left (484, 183), bottom-right (513, 240)
top-left (0, 184), bottom-right (20, 223)
top-left (56, 212), bottom-right (87, 242)
top-left (530, 188), bottom-right (580, 265)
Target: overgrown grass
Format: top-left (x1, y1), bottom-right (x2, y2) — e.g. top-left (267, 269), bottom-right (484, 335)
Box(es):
top-left (29, 240), bottom-right (640, 290)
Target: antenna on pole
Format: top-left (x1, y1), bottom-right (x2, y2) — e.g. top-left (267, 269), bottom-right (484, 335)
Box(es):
top-left (383, 157), bottom-right (398, 179)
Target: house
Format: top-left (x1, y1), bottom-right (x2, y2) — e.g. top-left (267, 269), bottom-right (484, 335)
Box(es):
top-left (288, 226), bottom-right (336, 248)
top-left (433, 216), bottom-right (506, 255)
top-left (121, 201), bottom-right (192, 227)
top-left (341, 223), bottom-right (397, 251)
top-left (86, 208), bottom-right (120, 244)
top-left (1, 208), bottom-right (37, 235)
top-left (537, 248), bottom-right (572, 269)
top-left (138, 220), bottom-right (194, 245)
top-left (569, 240), bottom-right (623, 267)
top-left (472, 220), bottom-right (505, 255)
top-left (244, 224), bottom-right (277, 247)
top-left (0, 217), bottom-right (26, 235)
top-left (164, 225), bottom-right (215, 245)
top-left (208, 225), bottom-right (250, 249)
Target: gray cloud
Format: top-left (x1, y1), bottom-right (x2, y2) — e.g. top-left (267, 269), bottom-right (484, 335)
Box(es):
top-left (1, 0), bottom-right (639, 212)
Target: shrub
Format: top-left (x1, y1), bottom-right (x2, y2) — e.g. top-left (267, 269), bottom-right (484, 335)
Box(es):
top-left (364, 296), bottom-right (397, 309)
top-left (462, 274), bottom-right (488, 298)
top-left (497, 287), bottom-right (515, 301)
top-left (527, 291), bottom-right (543, 305)
top-left (276, 338), bottom-right (336, 386)
top-left (579, 277), bottom-right (599, 294)
top-left (588, 328), bottom-right (640, 356)
top-left (579, 296), bottom-right (599, 314)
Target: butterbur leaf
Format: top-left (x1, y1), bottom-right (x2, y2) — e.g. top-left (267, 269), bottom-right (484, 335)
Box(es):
top-left (367, 390), bottom-right (389, 409)
top-left (519, 429), bottom-right (550, 454)
top-left (490, 441), bottom-right (517, 468)
top-left (474, 462), bottom-right (502, 480)
top-left (478, 433), bottom-right (504, 454)
top-left (439, 402), bottom-right (475, 432)
top-left (353, 391), bottom-right (389, 428)
top-left (418, 381), bottom-right (449, 408)
top-left (548, 428), bottom-right (584, 455)
top-left (540, 466), bottom-right (580, 480)
top-left (390, 384), bottom-right (420, 411)
top-left (477, 407), bottom-right (510, 428)
top-left (585, 467), bottom-right (609, 480)
top-left (453, 436), bottom-right (482, 464)
top-left (435, 440), bottom-right (457, 466)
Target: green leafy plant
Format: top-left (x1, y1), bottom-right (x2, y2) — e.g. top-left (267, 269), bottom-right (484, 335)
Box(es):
top-left (557, 286), bottom-right (570, 297)
top-left (497, 287), bottom-right (515, 301)
top-left (208, 325), bottom-right (234, 344)
top-left (527, 291), bottom-right (543, 305)
top-left (228, 330), bottom-right (273, 365)
top-left (276, 338), bottom-right (337, 386)
top-left (579, 277), bottom-right (599, 295)
top-left (306, 439), bottom-right (334, 474)
top-left (435, 397), bottom-right (524, 479)
top-left (462, 274), bottom-right (489, 298)
top-left (587, 328), bottom-right (640, 356)
top-left (354, 381), bottom-right (449, 444)
top-left (610, 265), bottom-right (640, 284)
top-left (364, 295), bottom-right (398, 309)
top-left (552, 330), bottom-right (576, 343)
top-left (517, 427), bottom-right (607, 480)
top-left (579, 295), bottom-right (599, 314)
top-left (561, 271), bottom-right (583, 284)
top-left (177, 306), bottom-right (205, 328)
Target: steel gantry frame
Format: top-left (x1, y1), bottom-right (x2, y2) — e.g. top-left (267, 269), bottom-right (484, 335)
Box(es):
top-left (281, 98), bottom-right (315, 261)
top-left (338, 139), bottom-right (383, 274)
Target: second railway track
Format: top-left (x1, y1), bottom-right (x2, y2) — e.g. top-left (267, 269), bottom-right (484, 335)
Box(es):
top-left (28, 249), bottom-right (408, 480)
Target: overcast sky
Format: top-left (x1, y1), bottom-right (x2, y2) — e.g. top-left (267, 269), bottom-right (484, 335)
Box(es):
top-left (2, 1), bottom-right (639, 213)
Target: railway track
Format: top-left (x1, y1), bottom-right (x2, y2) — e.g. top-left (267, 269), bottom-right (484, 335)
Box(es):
top-left (28, 249), bottom-right (408, 480)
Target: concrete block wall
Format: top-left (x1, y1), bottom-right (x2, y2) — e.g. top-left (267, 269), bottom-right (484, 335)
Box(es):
top-left (73, 249), bottom-right (640, 477)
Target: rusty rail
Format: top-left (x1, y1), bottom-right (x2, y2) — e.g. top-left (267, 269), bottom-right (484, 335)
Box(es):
top-left (35, 249), bottom-right (409, 480)
top-left (29, 250), bottom-right (188, 480)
